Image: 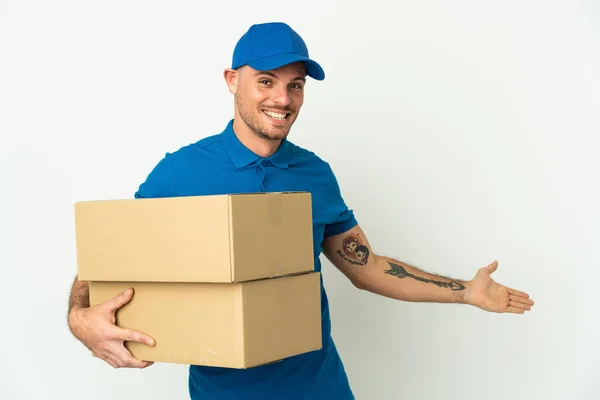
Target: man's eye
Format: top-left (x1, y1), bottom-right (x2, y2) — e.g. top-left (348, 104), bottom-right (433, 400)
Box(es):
top-left (259, 79), bottom-right (271, 85)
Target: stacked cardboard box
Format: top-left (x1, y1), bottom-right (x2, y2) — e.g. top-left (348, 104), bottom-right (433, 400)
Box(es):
top-left (73, 192), bottom-right (322, 369)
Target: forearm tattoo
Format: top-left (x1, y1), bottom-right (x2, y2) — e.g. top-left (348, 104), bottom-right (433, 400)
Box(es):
top-left (384, 262), bottom-right (466, 291)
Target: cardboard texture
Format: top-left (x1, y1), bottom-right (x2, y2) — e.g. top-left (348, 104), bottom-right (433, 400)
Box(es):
top-left (74, 192), bottom-right (322, 368)
top-left (89, 272), bottom-right (322, 368)
top-left (74, 192), bottom-right (314, 283)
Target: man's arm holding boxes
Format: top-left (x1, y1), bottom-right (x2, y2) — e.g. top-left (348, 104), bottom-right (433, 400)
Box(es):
top-left (322, 224), bottom-right (534, 314)
top-left (67, 277), bottom-right (156, 369)
top-left (68, 153), bottom-right (173, 368)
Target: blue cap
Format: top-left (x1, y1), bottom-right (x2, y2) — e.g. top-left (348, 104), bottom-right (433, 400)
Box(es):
top-left (231, 22), bottom-right (325, 81)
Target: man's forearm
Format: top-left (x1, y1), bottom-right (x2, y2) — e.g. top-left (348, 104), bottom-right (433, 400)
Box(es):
top-left (359, 255), bottom-right (471, 304)
top-left (68, 276), bottom-right (89, 332)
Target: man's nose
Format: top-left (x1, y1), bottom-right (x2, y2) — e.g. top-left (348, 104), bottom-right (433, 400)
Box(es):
top-left (271, 86), bottom-right (291, 106)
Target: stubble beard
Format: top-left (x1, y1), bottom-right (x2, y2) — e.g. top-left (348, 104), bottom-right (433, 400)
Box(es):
top-left (236, 94), bottom-right (294, 141)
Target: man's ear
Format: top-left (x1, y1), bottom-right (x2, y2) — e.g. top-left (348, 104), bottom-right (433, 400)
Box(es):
top-left (223, 68), bottom-right (239, 94)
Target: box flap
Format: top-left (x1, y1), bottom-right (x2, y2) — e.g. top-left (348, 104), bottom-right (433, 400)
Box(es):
top-left (89, 281), bottom-right (246, 368)
top-left (75, 196), bottom-right (232, 282)
top-left (241, 272), bottom-right (322, 367)
top-left (228, 192), bottom-right (314, 282)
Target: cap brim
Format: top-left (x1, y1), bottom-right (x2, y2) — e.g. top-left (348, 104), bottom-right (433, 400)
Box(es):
top-left (247, 53), bottom-right (325, 81)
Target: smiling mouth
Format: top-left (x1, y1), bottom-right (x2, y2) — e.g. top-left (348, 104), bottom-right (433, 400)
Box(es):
top-left (263, 110), bottom-right (289, 120)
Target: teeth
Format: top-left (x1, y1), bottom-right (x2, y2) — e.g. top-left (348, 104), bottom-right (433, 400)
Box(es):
top-left (264, 110), bottom-right (287, 120)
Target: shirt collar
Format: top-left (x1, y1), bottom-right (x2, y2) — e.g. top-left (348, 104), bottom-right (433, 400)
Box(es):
top-left (222, 119), bottom-right (290, 169)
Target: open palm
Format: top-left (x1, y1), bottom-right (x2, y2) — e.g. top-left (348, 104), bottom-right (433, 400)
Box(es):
top-left (467, 261), bottom-right (534, 314)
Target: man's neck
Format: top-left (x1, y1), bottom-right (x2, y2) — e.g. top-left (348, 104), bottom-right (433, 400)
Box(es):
top-left (232, 118), bottom-right (281, 158)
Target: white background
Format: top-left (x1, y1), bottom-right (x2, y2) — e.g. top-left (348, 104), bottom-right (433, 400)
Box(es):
top-left (1, 1), bottom-right (599, 399)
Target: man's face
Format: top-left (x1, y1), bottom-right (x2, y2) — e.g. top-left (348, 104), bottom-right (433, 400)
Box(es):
top-left (231, 62), bottom-right (306, 141)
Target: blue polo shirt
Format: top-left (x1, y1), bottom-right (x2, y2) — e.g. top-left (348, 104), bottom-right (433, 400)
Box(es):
top-left (134, 119), bottom-right (358, 400)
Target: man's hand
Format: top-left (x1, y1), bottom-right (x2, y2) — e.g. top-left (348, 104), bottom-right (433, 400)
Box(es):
top-left (464, 261), bottom-right (535, 314)
top-left (68, 288), bottom-right (156, 369)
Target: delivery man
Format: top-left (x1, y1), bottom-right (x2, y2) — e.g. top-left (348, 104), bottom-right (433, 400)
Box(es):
top-left (67, 21), bottom-right (534, 400)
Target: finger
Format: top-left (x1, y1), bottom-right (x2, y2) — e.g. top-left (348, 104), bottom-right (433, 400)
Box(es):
top-left (509, 300), bottom-right (531, 311)
top-left (485, 260), bottom-right (498, 274)
top-left (116, 327), bottom-right (156, 347)
top-left (506, 306), bottom-right (525, 314)
top-left (140, 361), bottom-right (154, 368)
top-left (508, 287), bottom-right (530, 299)
top-left (510, 294), bottom-right (534, 306)
top-left (104, 354), bottom-right (121, 369)
top-left (103, 288), bottom-right (134, 312)
top-left (113, 344), bottom-right (152, 369)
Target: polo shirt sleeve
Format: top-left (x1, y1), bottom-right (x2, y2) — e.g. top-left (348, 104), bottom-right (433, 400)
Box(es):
top-left (134, 153), bottom-right (178, 199)
top-left (323, 163), bottom-right (358, 237)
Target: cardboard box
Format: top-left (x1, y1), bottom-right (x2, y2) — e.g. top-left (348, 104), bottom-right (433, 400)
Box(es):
top-left (73, 192), bottom-right (322, 368)
top-left (74, 192), bottom-right (314, 283)
top-left (89, 272), bottom-right (322, 368)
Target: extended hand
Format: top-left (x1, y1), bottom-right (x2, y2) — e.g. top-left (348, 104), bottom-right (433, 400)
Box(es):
top-left (465, 261), bottom-right (534, 314)
top-left (69, 288), bottom-right (156, 368)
